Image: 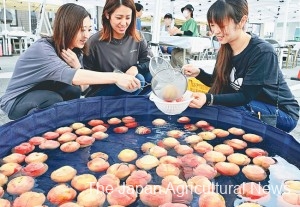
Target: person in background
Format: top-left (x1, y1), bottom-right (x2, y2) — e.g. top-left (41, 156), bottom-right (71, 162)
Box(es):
top-left (182, 0), bottom-right (299, 132)
top-left (160, 13), bottom-right (175, 55)
top-left (169, 4), bottom-right (199, 67)
top-left (135, 2), bottom-right (143, 30)
top-left (83, 0), bottom-right (151, 97)
top-left (0, 3), bottom-right (140, 120)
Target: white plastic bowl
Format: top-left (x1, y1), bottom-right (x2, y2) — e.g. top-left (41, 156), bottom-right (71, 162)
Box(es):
top-left (149, 90), bottom-right (193, 115)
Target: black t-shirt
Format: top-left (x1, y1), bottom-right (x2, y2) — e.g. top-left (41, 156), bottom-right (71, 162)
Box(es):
top-left (197, 34), bottom-right (299, 121)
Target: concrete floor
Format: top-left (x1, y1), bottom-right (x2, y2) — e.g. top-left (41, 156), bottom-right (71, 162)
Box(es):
top-left (1, 55), bottom-right (300, 142)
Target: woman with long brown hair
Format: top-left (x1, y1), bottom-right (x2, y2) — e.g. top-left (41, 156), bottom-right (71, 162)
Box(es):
top-left (182, 0), bottom-right (299, 132)
top-left (83, 0), bottom-right (151, 96)
top-left (0, 3), bottom-right (140, 120)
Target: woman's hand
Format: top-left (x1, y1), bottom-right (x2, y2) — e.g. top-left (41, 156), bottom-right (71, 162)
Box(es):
top-left (61, 49), bottom-right (81, 69)
top-left (189, 92), bottom-right (207, 108)
top-left (125, 66), bottom-right (138, 76)
top-left (116, 73), bottom-right (141, 91)
top-left (182, 64), bottom-right (200, 77)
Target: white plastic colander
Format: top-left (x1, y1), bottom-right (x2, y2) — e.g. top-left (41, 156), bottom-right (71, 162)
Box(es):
top-left (149, 90), bottom-right (193, 115)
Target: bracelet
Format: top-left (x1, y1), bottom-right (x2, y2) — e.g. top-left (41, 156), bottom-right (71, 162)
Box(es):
top-left (207, 94), bottom-right (214, 106)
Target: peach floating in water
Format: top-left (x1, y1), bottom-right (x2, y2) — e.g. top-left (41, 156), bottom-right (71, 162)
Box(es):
top-left (92, 124), bottom-right (107, 133)
top-left (179, 153), bottom-right (206, 168)
top-left (162, 137), bottom-right (180, 148)
top-left (224, 139), bottom-right (247, 150)
top-left (213, 144), bottom-right (234, 156)
top-left (88, 119), bottom-right (104, 127)
top-left (252, 156), bottom-right (276, 169)
top-left (195, 120), bottom-right (210, 128)
top-left (203, 151), bottom-right (226, 163)
top-left (136, 155), bottom-right (160, 170)
top-left (198, 131), bottom-right (216, 141)
top-left (152, 118), bottom-right (167, 126)
top-left (215, 162), bottom-right (240, 176)
top-left (284, 180), bottom-right (300, 193)
top-left (212, 128), bottom-right (230, 138)
top-left (97, 174), bottom-right (120, 193)
top-left (242, 165), bottom-right (267, 182)
top-left (107, 163), bottom-right (135, 179)
top-left (39, 140), bottom-right (60, 150)
top-left (77, 189), bottom-right (106, 207)
top-left (107, 117), bottom-right (121, 125)
top-left (135, 126), bottom-right (151, 135)
top-left (167, 130), bottom-right (184, 138)
top-left (25, 152), bottom-right (48, 163)
top-left (198, 192), bottom-right (226, 207)
top-left (125, 121), bottom-right (138, 128)
top-left (7, 176), bottom-right (35, 195)
top-left (87, 157), bottom-right (110, 173)
top-left (51, 166), bottom-right (77, 183)
top-left (71, 174), bottom-right (97, 191)
top-left (193, 163), bottom-right (217, 180)
top-left (57, 132), bottom-right (77, 143)
top-left (148, 145), bottom-right (168, 158)
top-left (21, 162), bottom-right (48, 177)
top-left (236, 202), bottom-right (263, 207)
top-left (13, 142), bottom-right (35, 155)
top-left (55, 126), bottom-right (73, 134)
top-left (126, 170), bottom-right (152, 188)
top-left (177, 116), bottom-right (190, 124)
top-left (227, 153), bottom-right (251, 166)
top-left (228, 127), bottom-right (245, 136)
top-left (0, 199), bottom-right (10, 207)
top-left (107, 185), bottom-right (137, 206)
top-left (193, 141), bottom-right (213, 154)
top-left (174, 144), bottom-right (194, 155)
top-left (70, 122), bottom-right (85, 130)
top-left (43, 131), bottom-right (60, 140)
top-left (140, 185), bottom-right (173, 206)
top-left (156, 163), bottom-right (181, 178)
top-left (2, 153), bottom-right (26, 164)
top-left (13, 191), bottom-right (46, 207)
top-left (114, 126), bottom-right (129, 134)
top-left (237, 182), bottom-right (268, 200)
top-left (184, 124), bottom-right (198, 131)
top-left (0, 162), bottom-right (22, 176)
top-left (28, 136), bottom-right (46, 146)
top-left (75, 127), bottom-right (92, 136)
top-left (184, 135), bottom-right (202, 144)
top-left (60, 141), bottom-right (80, 153)
top-left (242, 133), bottom-right (263, 143)
top-left (160, 156), bottom-right (182, 167)
top-left (141, 142), bottom-right (156, 153)
top-left (76, 135), bottom-right (95, 147)
top-left (281, 192), bottom-right (300, 205)
top-left (0, 173), bottom-right (8, 187)
top-left (187, 175), bottom-right (214, 195)
top-left (245, 148), bottom-right (268, 158)
top-left (91, 152), bottom-right (109, 160)
top-left (122, 116), bottom-right (135, 123)
top-left (59, 202), bottom-right (82, 207)
top-left (47, 184), bottom-right (77, 205)
top-left (0, 186), bottom-right (3, 198)
top-left (118, 149), bottom-right (138, 162)
top-left (159, 203), bottom-right (188, 207)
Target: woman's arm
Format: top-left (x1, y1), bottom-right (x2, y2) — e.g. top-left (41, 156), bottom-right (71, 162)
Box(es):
top-left (72, 69), bottom-right (141, 91)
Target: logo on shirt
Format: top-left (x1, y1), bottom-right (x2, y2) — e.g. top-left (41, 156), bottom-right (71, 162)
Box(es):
top-left (130, 49), bottom-right (137, 53)
top-left (230, 67), bottom-right (243, 91)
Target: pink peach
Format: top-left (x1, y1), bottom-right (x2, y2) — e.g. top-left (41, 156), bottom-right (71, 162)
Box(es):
top-left (198, 192), bottom-right (226, 207)
top-left (135, 126), bottom-right (151, 135)
top-left (107, 163), bottom-right (135, 179)
top-left (224, 139), bottom-right (247, 150)
top-left (97, 174), bottom-right (120, 193)
top-left (75, 135), bottom-right (95, 147)
top-left (136, 155), bottom-right (160, 170)
top-left (0, 199), bottom-right (10, 207)
top-left (47, 184), bottom-right (77, 205)
top-left (252, 156), bottom-right (276, 169)
top-left (148, 146), bottom-right (168, 158)
top-left (242, 133), bottom-right (263, 143)
top-left (58, 132), bottom-right (77, 143)
top-left (25, 152), bottom-right (48, 163)
top-left (160, 156), bottom-right (182, 167)
top-left (227, 153), bottom-right (251, 166)
top-left (55, 126), bottom-right (73, 134)
top-left (7, 176), bottom-right (35, 195)
top-left (77, 188), bottom-right (106, 207)
top-left (177, 116), bottom-right (191, 124)
top-left (92, 124), bottom-right (108, 132)
top-left (245, 148), bottom-right (268, 158)
top-left (39, 140), bottom-right (60, 149)
top-left (13, 191), bottom-right (46, 207)
top-left (2, 153), bottom-right (26, 164)
top-left (167, 130), bottom-right (184, 138)
top-left (213, 144), bottom-right (234, 156)
top-left (237, 182), bottom-right (268, 199)
top-left (92, 131), bottom-right (109, 140)
top-left (13, 142), bottom-right (35, 155)
top-left (108, 117), bottom-right (122, 125)
top-left (228, 127), bottom-right (245, 136)
top-left (75, 127), bottom-right (92, 136)
top-left (71, 174), bottom-right (97, 191)
top-left (141, 142), bottom-right (156, 153)
top-left (156, 163), bottom-right (180, 178)
top-left (159, 204), bottom-right (188, 207)
top-left (184, 135), bottom-right (202, 144)
top-left (60, 141), bottom-right (80, 153)
top-left (184, 124), bottom-right (198, 131)
top-left (43, 131), bottom-right (60, 140)
top-left (90, 152), bottom-right (109, 160)
top-left (28, 136), bottom-right (46, 145)
top-left (193, 163), bottom-right (217, 180)
top-left (152, 118), bottom-right (167, 126)
top-left (174, 144), bottom-right (194, 155)
top-left (107, 185), bottom-right (137, 206)
top-left (281, 192), bottom-right (300, 205)
top-left (212, 129), bottom-right (230, 138)
top-left (179, 153), bottom-right (206, 168)
top-left (70, 122), bottom-right (85, 130)
top-left (21, 162), bottom-right (48, 177)
top-left (87, 157), bottom-right (110, 172)
top-left (187, 175), bottom-right (214, 195)
top-left (215, 162), bottom-right (240, 176)
top-left (242, 165), bottom-right (267, 181)
top-left (198, 132), bottom-right (216, 141)
top-left (0, 173), bottom-right (8, 187)
top-left (195, 120), bottom-right (210, 128)
top-left (0, 162), bottom-right (22, 176)
top-left (140, 185), bottom-right (172, 206)
top-left (88, 119), bottom-right (104, 127)
top-left (193, 141), bottom-right (213, 154)
top-left (126, 170), bottom-right (152, 188)
top-left (203, 151), bottom-right (226, 163)
top-left (122, 116), bottom-right (135, 123)
top-left (51, 166), bottom-right (77, 183)
top-left (114, 126), bottom-right (129, 134)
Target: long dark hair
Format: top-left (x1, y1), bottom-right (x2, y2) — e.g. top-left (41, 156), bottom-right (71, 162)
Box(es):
top-left (100, 0), bottom-right (141, 42)
top-left (52, 3), bottom-right (91, 55)
top-left (207, 0), bottom-right (248, 94)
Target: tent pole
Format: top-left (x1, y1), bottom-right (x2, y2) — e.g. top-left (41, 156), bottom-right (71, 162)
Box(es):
top-left (2, 0), bottom-right (7, 31)
top-left (28, 2), bottom-right (32, 34)
top-left (151, 0), bottom-right (162, 56)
